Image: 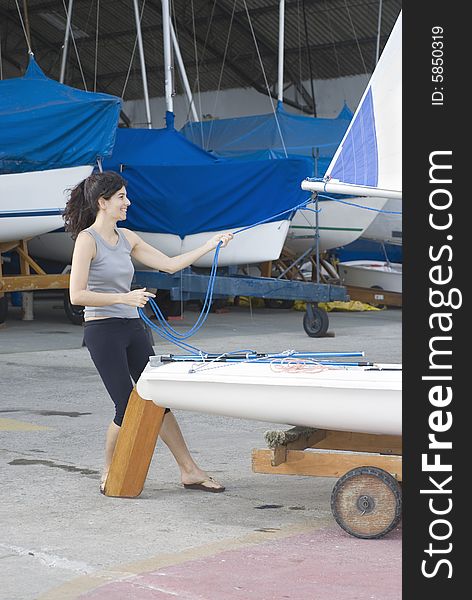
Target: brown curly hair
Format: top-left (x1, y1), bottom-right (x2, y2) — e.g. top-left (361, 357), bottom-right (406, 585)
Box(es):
top-left (63, 171), bottom-right (127, 239)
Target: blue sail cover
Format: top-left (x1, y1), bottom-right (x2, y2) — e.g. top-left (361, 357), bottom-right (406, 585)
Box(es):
top-left (102, 124), bottom-right (313, 238)
top-left (180, 102), bottom-right (352, 176)
top-left (0, 55), bottom-right (121, 174)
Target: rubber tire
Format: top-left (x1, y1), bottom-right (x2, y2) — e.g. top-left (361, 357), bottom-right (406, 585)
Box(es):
top-left (303, 306), bottom-right (329, 337)
top-left (0, 295), bottom-right (8, 325)
top-left (330, 466), bottom-right (402, 539)
top-left (64, 292), bottom-right (84, 325)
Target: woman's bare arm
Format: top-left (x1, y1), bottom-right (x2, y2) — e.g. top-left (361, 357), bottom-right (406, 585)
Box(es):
top-left (123, 229), bottom-right (233, 274)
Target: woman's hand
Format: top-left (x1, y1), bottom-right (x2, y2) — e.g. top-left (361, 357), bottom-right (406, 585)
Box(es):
top-left (122, 288), bottom-right (156, 307)
top-left (206, 232), bottom-right (234, 250)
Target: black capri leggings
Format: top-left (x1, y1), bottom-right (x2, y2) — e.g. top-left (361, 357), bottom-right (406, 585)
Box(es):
top-left (83, 317), bottom-right (169, 426)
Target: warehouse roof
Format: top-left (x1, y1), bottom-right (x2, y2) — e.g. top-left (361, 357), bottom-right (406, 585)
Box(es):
top-left (0, 0), bottom-right (401, 116)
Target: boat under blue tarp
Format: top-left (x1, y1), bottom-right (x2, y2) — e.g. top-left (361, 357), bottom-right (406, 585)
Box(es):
top-left (102, 114), bottom-right (313, 238)
top-left (180, 102), bottom-right (352, 176)
top-left (0, 55), bottom-right (121, 174)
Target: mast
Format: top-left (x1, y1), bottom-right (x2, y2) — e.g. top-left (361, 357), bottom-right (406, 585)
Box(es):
top-left (277, 0), bottom-right (285, 105)
top-left (161, 0), bottom-right (174, 116)
top-left (170, 22), bottom-right (199, 122)
top-left (59, 0), bottom-right (74, 83)
top-left (132, 0), bottom-right (153, 128)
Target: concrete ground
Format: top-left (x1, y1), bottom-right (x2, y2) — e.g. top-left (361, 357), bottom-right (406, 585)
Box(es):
top-left (0, 294), bottom-right (402, 600)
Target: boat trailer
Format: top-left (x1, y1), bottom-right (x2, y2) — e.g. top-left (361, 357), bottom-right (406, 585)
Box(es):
top-left (134, 265), bottom-right (348, 338)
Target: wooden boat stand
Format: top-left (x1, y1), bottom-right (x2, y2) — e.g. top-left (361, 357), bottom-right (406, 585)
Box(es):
top-left (0, 240), bottom-right (70, 322)
top-left (104, 389), bottom-right (402, 539)
top-left (252, 426), bottom-right (402, 480)
top-left (252, 426), bottom-right (402, 539)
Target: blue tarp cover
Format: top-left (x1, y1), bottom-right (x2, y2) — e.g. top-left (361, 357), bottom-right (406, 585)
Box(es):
top-left (103, 124), bottom-right (313, 238)
top-left (0, 55), bottom-right (121, 174)
top-left (180, 103), bottom-right (352, 176)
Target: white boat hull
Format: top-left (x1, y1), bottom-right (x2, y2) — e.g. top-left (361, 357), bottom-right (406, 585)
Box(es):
top-left (285, 196), bottom-right (387, 255)
top-left (137, 361), bottom-right (402, 436)
top-left (28, 219), bottom-right (290, 267)
top-left (0, 165), bottom-right (93, 243)
top-left (339, 260), bottom-right (402, 293)
top-left (361, 198), bottom-right (402, 246)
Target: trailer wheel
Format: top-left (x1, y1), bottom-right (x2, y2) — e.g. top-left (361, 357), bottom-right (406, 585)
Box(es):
top-left (0, 295), bottom-right (8, 325)
top-left (331, 466), bottom-right (402, 539)
top-left (64, 292), bottom-right (84, 325)
top-left (303, 304), bottom-right (329, 337)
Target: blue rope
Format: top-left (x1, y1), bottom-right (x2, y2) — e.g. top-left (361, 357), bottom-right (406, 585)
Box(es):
top-left (139, 198), bottom-right (316, 351)
top-left (137, 186), bottom-right (398, 354)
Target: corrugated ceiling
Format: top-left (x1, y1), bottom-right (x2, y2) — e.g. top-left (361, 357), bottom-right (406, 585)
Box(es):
top-left (0, 0), bottom-right (401, 115)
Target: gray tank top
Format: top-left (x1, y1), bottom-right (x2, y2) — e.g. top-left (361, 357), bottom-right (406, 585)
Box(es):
top-left (83, 227), bottom-right (138, 319)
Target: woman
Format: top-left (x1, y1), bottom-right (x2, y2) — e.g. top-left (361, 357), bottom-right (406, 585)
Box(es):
top-left (64, 171), bottom-right (233, 494)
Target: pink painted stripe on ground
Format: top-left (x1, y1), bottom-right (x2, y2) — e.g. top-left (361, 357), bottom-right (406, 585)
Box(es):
top-left (80, 525), bottom-right (402, 600)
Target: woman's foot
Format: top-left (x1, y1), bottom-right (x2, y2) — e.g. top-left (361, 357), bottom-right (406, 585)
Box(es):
top-left (181, 471), bottom-right (225, 493)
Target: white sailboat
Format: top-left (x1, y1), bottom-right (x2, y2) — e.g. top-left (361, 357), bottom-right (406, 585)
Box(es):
top-left (301, 13), bottom-right (402, 201)
top-left (135, 11), bottom-right (402, 436)
top-left (137, 360), bottom-right (401, 437)
top-left (338, 260), bottom-right (402, 294)
top-left (27, 1), bottom-right (293, 269)
top-left (301, 11), bottom-right (402, 294)
top-left (0, 166), bottom-right (92, 243)
top-left (0, 56), bottom-right (120, 245)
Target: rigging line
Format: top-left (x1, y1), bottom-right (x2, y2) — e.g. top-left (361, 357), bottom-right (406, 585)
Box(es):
top-left (121, 0), bottom-right (146, 98)
top-left (241, 0), bottom-right (288, 158)
top-left (324, 0), bottom-right (342, 82)
top-left (94, 0), bottom-right (99, 92)
top-left (206, 0), bottom-right (237, 151)
top-left (188, 0), bottom-right (218, 100)
top-left (61, 0), bottom-right (87, 90)
top-left (14, 0), bottom-right (32, 54)
top-left (343, 0), bottom-right (367, 75)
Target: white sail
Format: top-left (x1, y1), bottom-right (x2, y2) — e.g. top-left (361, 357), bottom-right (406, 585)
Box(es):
top-left (302, 11), bottom-right (402, 199)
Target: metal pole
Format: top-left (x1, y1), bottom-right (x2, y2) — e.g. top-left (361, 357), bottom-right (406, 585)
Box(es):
top-left (22, 1), bottom-right (31, 51)
top-left (132, 0), bottom-right (153, 128)
top-left (170, 21), bottom-right (198, 122)
top-left (60, 0), bottom-right (74, 83)
top-left (161, 0), bottom-right (174, 114)
top-left (277, 0), bottom-right (285, 103)
top-left (375, 0), bottom-right (383, 64)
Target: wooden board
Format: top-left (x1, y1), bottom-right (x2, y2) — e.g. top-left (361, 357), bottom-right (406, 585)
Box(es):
top-left (0, 274), bottom-right (70, 292)
top-left (252, 448), bottom-right (402, 481)
top-left (104, 389), bottom-right (165, 497)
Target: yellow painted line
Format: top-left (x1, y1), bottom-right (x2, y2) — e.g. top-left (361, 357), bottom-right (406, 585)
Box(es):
top-left (0, 418), bottom-right (51, 431)
top-left (38, 519), bottom-right (330, 599)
